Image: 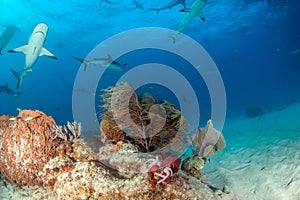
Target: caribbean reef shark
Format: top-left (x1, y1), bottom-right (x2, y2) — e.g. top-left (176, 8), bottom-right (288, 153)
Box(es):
top-left (171, 0), bottom-right (208, 43)
top-left (73, 54), bottom-right (127, 72)
top-left (0, 25), bottom-right (15, 55)
top-left (149, 0), bottom-right (186, 13)
top-left (8, 23), bottom-right (57, 88)
top-left (132, 0), bottom-right (144, 10)
top-left (0, 83), bottom-right (23, 98)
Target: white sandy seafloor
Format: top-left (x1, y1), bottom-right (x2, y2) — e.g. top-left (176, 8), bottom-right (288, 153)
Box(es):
top-left (202, 101), bottom-right (300, 200)
top-left (0, 101), bottom-right (299, 200)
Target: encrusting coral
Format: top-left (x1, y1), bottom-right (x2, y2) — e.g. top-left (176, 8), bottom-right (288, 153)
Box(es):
top-left (100, 82), bottom-right (185, 152)
top-left (0, 110), bottom-right (91, 187)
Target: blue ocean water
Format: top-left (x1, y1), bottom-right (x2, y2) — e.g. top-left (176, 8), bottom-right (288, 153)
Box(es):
top-left (0, 0), bottom-right (299, 131)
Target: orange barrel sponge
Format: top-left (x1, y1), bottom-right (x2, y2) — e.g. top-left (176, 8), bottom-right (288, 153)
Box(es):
top-left (0, 110), bottom-right (63, 186)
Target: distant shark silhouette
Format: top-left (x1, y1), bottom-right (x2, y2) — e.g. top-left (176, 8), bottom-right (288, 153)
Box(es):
top-left (222, 58), bottom-right (241, 65)
top-left (8, 23), bottom-right (57, 88)
top-left (170, 0), bottom-right (207, 43)
top-left (73, 54), bottom-right (127, 72)
top-left (284, 48), bottom-right (300, 56)
top-left (0, 25), bottom-right (15, 55)
top-left (100, 0), bottom-right (119, 5)
top-left (132, 0), bottom-right (144, 10)
top-left (149, 0), bottom-right (186, 13)
top-left (0, 83), bottom-right (23, 98)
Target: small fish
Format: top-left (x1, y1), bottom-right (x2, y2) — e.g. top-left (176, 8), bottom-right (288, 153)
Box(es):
top-left (73, 54), bottom-right (127, 72)
top-left (54, 106), bottom-right (60, 111)
top-left (149, 0), bottom-right (186, 13)
top-left (16, 108), bottom-right (22, 112)
top-left (285, 48), bottom-right (300, 56)
top-left (142, 85), bottom-right (154, 90)
top-left (221, 58), bottom-right (240, 65)
top-left (28, 85), bottom-right (35, 90)
top-left (57, 40), bottom-right (64, 48)
top-left (228, 25), bottom-right (250, 35)
top-left (0, 83), bottom-right (23, 98)
top-left (0, 25), bottom-right (15, 55)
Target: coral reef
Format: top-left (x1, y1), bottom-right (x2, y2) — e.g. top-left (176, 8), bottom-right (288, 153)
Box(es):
top-left (0, 110), bottom-right (63, 186)
top-left (0, 84), bottom-right (230, 199)
top-left (147, 155), bottom-right (181, 189)
top-left (181, 120), bottom-right (226, 179)
top-left (193, 120), bottom-right (226, 158)
top-left (0, 110), bottom-right (90, 187)
top-left (100, 119), bottom-right (125, 143)
top-left (181, 155), bottom-right (205, 180)
top-left (100, 82), bottom-right (185, 152)
top-left (50, 142), bottom-right (235, 200)
top-left (0, 108), bottom-right (234, 199)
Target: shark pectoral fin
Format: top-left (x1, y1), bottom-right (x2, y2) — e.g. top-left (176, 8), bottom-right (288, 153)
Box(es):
top-left (199, 12), bottom-right (205, 21)
top-left (179, 8), bottom-right (191, 12)
top-left (40, 47), bottom-right (58, 59)
top-left (8, 45), bottom-right (29, 54)
top-left (73, 56), bottom-right (85, 63)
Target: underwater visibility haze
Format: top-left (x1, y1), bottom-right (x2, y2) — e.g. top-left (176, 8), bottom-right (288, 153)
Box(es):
top-left (0, 0), bottom-right (299, 199)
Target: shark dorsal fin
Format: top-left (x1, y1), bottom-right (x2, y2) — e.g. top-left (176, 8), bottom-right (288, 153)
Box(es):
top-left (107, 54), bottom-right (113, 61)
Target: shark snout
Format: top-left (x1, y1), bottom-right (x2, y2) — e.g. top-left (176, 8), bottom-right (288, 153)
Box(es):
top-left (33, 23), bottom-right (49, 35)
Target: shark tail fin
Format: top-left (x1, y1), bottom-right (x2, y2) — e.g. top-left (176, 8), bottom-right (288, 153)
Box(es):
top-left (73, 56), bottom-right (88, 71)
top-left (10, 68), bottom-right (23, 89)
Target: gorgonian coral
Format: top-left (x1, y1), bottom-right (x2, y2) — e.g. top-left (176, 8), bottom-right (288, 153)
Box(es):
top-left (99, 82), bottom-right (185, 152)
